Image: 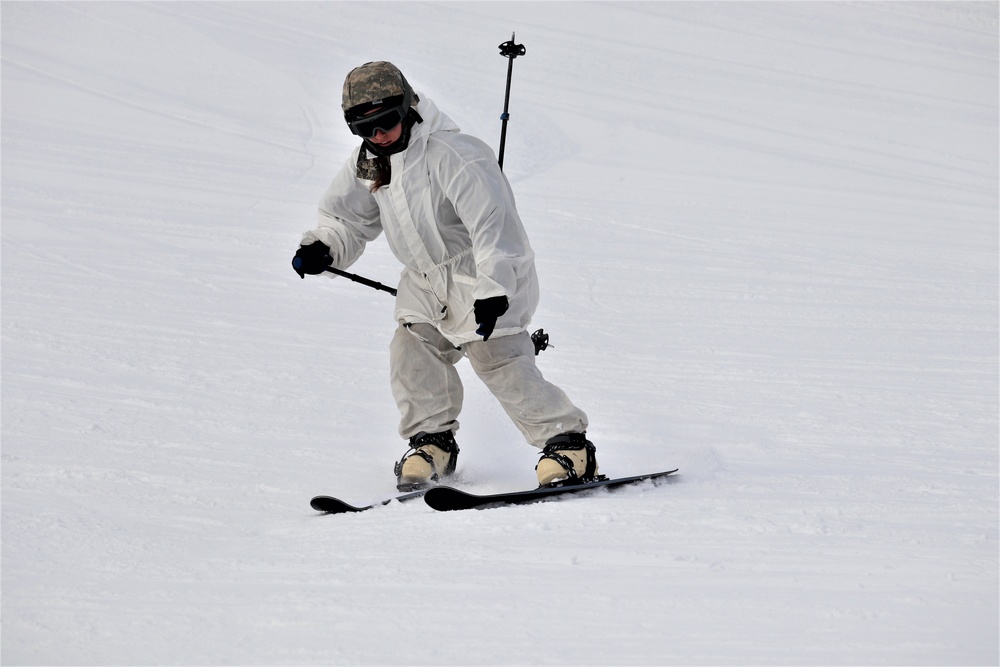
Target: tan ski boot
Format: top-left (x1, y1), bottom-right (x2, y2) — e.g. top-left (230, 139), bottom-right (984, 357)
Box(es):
top-left (395, 431), bottom-right (460, 491)
top-left (535, 432), bottom-right (601, 487)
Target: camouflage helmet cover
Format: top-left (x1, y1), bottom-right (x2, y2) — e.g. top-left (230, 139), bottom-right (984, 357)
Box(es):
top-left (342, 61), bottom-right (414, 116)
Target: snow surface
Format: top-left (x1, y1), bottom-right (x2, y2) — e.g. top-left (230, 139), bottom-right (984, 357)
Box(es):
top-left (2, 2), bottom-right (997, 665)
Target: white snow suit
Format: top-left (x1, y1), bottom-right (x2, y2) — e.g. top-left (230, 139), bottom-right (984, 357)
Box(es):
top-left (302, 94), bottom-right (587, 445)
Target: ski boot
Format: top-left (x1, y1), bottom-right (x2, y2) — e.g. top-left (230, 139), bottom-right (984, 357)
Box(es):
top-left (535, 432), bottom-right (602, 487)
top-left (394, 430), bottom-right (460, 491)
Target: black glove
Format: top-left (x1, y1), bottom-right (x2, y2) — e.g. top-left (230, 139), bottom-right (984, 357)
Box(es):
top-left (473, 295), bottom-right (509, 341)
top-left (292, 240), bottom-right (333, 279)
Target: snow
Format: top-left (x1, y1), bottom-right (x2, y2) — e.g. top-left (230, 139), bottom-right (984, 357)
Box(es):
top-left (2, 2), bottom-right (997, 664)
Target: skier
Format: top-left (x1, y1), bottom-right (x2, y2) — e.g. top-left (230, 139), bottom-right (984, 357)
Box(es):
top-left (293, 61), bottom-right (599, 491)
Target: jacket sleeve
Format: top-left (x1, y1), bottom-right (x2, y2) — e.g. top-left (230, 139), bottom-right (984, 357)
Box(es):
top-left (302, 152), bottom-right (383, 270)
top-left (438, 146), bottom-right (533, 301)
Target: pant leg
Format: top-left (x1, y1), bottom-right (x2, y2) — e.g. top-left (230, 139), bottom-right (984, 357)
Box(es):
top-left (463, 331), bottom-right (588, 447)
top-left (389, 323), bottom-right (466, 439)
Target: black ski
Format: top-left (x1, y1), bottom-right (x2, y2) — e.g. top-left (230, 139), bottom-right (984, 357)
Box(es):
top-left (310, 489), bottom-right (427, 514)
top-left (423, 469), bottom-right (679, 512)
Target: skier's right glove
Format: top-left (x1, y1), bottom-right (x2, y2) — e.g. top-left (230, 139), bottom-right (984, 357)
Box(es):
top-left (292, 240), bottom-right (333, 279)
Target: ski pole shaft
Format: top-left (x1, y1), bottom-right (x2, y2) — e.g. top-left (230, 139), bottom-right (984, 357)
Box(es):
top-left (497, 33), bottom-right (525, 171)
top-left (324, 266), bottom-right (397, 297)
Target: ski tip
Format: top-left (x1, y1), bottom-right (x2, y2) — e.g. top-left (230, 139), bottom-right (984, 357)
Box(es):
top-left (309, 495), bottom-right (332, 511)
top-left (423, 486), bottom-right (478, 512)
top-left (310, 495), bottom-right (361, 514)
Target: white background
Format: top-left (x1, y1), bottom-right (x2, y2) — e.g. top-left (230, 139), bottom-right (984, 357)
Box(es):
top-left (3, 3), bottom-right (997, 664)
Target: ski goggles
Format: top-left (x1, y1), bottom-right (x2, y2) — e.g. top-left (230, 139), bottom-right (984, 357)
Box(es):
top-left (347, 105), bottom-right (407, 138)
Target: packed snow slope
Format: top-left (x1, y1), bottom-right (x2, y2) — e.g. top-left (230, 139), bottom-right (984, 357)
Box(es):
top-left (3, 2), bottom-right (997, 665)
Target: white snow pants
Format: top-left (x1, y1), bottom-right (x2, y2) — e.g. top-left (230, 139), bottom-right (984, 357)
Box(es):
top-left (389, 323), bottom-right (588, 447)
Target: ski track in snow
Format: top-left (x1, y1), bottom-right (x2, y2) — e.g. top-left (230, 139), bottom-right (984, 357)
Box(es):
top-left (2, 3), bottom-right (997, 665)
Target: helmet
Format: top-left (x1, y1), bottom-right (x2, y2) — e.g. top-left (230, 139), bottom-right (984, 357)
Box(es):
top-left (342, 61), bottom-right (415, 136)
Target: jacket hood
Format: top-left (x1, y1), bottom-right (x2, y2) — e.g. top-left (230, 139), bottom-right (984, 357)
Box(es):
top-left (409, 93), bottom-right (459, 142)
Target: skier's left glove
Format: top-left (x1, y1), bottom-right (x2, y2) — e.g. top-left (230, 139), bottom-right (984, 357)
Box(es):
top-left (473, 295), bottom-right (509, 341)
top-left (292, 240), bottom-right (333, 279)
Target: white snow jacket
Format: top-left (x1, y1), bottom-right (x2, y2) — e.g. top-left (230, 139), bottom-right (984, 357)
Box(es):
top-left (302, 94), bottom-right (539, 346)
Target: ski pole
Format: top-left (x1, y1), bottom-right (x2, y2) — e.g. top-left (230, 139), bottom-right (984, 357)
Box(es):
top-left (323, 266), bottom-right (397, 297)
top-left (293, 255), bottom-right (396, 296)
top-left (497, 32), bottom-right (526, 171)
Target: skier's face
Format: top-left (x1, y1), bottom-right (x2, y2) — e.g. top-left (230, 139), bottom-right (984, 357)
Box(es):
top-left (365, 107), bottom-right (403, 148)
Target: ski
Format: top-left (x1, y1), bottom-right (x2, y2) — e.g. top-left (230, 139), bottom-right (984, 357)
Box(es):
top-left (310, 489), bottom-right (427, 514)
top-left (423, 468), bottom-right (679, 512)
